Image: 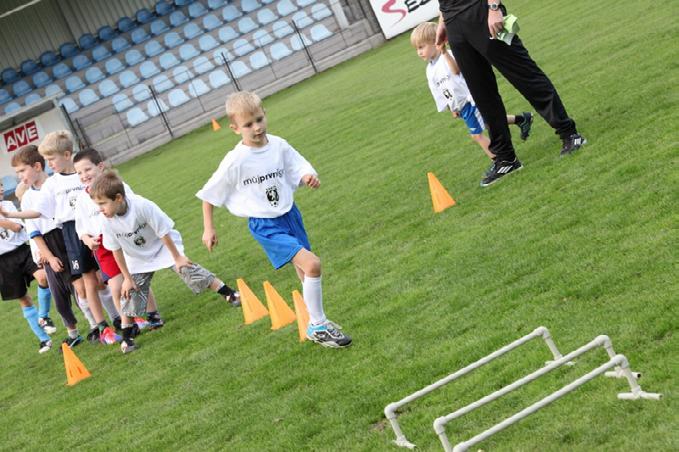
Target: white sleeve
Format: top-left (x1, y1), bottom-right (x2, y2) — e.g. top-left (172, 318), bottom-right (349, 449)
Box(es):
top-left (282, 140), bottom-right (316, 187)
top-left (2, 202), bottom-right (24, 227)
top-left (141, 198), bottom-right (174, 238)
top-left (101, 220), bottom-right (120, 251)
top-left (74, 195), bottom-right (88, 238)
top-left (195, 153), bottom-right (237, 207)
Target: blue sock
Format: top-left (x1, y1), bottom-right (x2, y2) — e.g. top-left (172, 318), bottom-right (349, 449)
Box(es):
top-left (23, 306), bottom-right (50, 342)
top-left (37, 285), bottom-right (51, 319)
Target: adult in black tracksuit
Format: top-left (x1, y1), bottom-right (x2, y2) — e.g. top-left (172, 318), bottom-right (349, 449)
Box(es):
top-left (436, 0), bottom-right (586, 186)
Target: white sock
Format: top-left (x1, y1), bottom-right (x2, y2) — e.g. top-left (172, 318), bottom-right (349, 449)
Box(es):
top-left (302, 275), bottom-right (327, 325)
top-left (98, 286), bottom-right (119, 322)
top-left (76, 294), bottom-right (97, 329)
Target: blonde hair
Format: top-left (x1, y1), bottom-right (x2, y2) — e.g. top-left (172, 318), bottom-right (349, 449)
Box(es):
top-left (410, 22), bottom-right (437, 47)
top-left (225, 91), bottom-right (263, 123)
top-left (38, 130), bottom-right (74, 156)
top-left (89, 169), bottom-right (125, 201)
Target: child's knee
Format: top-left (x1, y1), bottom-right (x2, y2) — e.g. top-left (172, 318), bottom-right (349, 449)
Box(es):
top-left (305, 255), bottom-right (321, 277)
top-left (470, 134), bottom-right (483, 142)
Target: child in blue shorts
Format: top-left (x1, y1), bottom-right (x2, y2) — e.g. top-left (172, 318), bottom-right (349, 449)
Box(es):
top-left (197, 91), bottom-right (351, 348)
top-left (411, 22), bottom-right (533, 161)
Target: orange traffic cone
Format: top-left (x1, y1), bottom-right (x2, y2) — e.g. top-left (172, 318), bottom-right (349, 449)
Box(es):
top-left (427, 172), bottom-right (456, 213)
top-left (263, 281), bottom-right (296, 330)
top-left (292, 290), bottom-right (310, 342)
top-left (237, 278), bottom-right (269, 324)
top-left (211, 118), bottom-right (221, 131)
top-left (62, 343), bottom-right (91, 386)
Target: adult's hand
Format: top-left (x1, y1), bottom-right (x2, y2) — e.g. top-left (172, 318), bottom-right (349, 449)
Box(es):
top-left (488, 9), bottom-right (504, 39)
top-left (435, 20), bottom-right (447, 47)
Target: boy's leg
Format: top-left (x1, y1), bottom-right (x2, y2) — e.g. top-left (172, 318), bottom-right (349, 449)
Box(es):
top-left (291, 248), bottom-right (325, 324)
top-left (33, 268), bottom-right (56, 334)
top-left (175, 263), bottom-right (241, 307)
top-left (19, 296), bottom-right (53, 352)
top-left (507, 113), bottom-right (534, 141)
top-left (119, 273), bottom-right (153, 353)
top-left (145, 289), bottom-right (163, 329)
top-left (471, 134), bottom-right (494, 160)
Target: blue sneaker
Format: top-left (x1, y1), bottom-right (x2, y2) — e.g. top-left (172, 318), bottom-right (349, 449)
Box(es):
top-left (306, 321), bottom-right (352, 348)
top-left (147, 315), bottom-right (165, 329)
top-left (62, 334), bottom-right (84, 349)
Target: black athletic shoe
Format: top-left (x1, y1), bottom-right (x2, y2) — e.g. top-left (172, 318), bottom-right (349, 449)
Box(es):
top-left (62, 335), bottom-right (84, 349)
top-left (560, 133), bottom-right (587, 156)
top-left (113, 316), bottom-right (122, 333)
top-left (224, 291), bottom-right (241, 307)
top-left (39, 317), bottom-right (57, 335)
top-left (518, 112), bottom-right (533, 141)
top-left (147, 314), bottom-right (165, 330)
top-left (306, 321), bottom-right (352, 348)
top-left (480, 159), bottom-right (523, 187)
top-left (86, 328), bottom-right (100, 344)
top-left (38, 340), bottom-right (52, 354)
top-left (120, 337), bottom-right (136, 354)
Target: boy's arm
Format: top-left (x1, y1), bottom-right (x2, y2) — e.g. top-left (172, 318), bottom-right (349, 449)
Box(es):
top-left (81, 233), bottom-right (101, 250)
top-left (0, 207), bottom-right (40, 219)
top-left (0, 218), bottom-right (23, 232)
top-left (112, 248), bottom-right (138, 299)
top-left (300, 174), bottom-right (320, 189)
top-left (441, 49), bottom-right (461, 75)
top-left (201, 201), bottom-right (218, 252)
top-left (160, 234), bottom-right (192, 270)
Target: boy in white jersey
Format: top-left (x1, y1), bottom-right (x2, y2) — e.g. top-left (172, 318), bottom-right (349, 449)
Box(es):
top-left (0, 180), bottom-right (54, 353)
top-left (197, 91), bottom-right (351, 348)
top-left (90, 170), bottom-right (241, 354)
top-left (411, 22), bottom-right (533, 160)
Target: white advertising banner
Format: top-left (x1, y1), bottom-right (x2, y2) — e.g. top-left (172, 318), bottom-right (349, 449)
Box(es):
top-left (369, 0), bottom-right (440, 39)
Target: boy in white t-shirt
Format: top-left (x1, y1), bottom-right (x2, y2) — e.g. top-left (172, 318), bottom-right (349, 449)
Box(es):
top-left (411, 22), bottom-right (533, 160)
top-left (197, 91), bottom-right (351, 348)
top-left (90, 170), bottom-right (240, 354)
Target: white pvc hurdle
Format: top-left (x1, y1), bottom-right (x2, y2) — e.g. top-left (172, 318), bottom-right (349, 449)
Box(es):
top-left (384, 326), bottom-right (569, 449)
top-left (433, 335), bottom-right (661, 452)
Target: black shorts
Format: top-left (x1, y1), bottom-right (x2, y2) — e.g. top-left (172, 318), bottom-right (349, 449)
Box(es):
top-left (61, 221), bottom-right (98, 276)
top-left (0, 244), bottom-right (38, 300)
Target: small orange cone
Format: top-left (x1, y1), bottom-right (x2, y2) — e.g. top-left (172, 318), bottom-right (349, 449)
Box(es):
top-left (263, 281), bottom-right (296, 330)
top-left (62, 343), bottom-right (91, 386)
top-left (237, 278), bottom-right (269, 324)
top-left (211, 118), bottom-right (221, 131)
top-left (292, 290), bottom-right (310, 342)
top-left (427, 172), bottom-right (456, 213)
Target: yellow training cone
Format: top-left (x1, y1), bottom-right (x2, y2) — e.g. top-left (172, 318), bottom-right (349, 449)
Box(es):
top-left (62, 343), bottom-right (91, 386)
top-left (211, 118), bottom-right (221, 131)
top-left (427, 172), bottom-right (456, 213)
top-left (237, 278), bottom-right (269, 325)
top-left (263, 281), bottom-right (296, 330)
top-left (292, 290), bottom-right (310, 342)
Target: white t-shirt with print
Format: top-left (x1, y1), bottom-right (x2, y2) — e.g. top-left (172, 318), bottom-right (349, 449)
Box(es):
top-left (75, 183), bottom-right (134, 239)
top-left (196, 134), bottom-right (316, 219)
top-left (0, 201), bottom-right (27, 255)
top-left (426, 50), bottom-right (473, 113)
top-left (20, 188), bottom-right (59, 237)
top-left (41, 172), bottom-right (85, 226)
top-left (101, 194), bottom-right (184, 274)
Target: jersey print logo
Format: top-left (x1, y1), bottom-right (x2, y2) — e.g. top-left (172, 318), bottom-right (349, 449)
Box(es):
top-left (0, 230), bottom-right (9, 240)
top-left (265, 186), bottom-right (279, 207)
top-left (134, 235), bottom-right (146, 247)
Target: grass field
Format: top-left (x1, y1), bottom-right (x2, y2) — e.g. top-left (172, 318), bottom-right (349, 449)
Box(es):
top-left (1, 1), bottom-right (677, 450)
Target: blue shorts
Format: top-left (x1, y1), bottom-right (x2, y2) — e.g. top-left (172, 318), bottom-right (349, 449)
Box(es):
top-left (61, 221), bottom-right (98, 278)
top-left (248, 204), bottom-right (311, 270)
top-left (460, 102), bottom-right (485, 135)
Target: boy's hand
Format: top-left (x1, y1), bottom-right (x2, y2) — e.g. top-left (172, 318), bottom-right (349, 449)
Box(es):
top-left (122, 277), bottom-right (139, 300)
top-left (452, 111), bottom-right (460, 118)
top-left (202, 228), bottom-right (218, 252)
top-left (174, 255), bottom-right (192, 270)
top-left (83, 235), bottom-right (101, 251)
top-left (47, 255), bottom-right (64, 272)
top-left (301, 174), bottom-right (320, 189)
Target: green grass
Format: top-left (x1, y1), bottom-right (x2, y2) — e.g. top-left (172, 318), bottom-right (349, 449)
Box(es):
top-left (1, 1), bottom-right (677, 450)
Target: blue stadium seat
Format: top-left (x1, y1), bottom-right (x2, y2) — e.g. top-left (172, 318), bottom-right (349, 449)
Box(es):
top-left (193, 56), bottom-right (214, 74)
top-left (208, 69), bottom-right (229, 88)
top-left (277, 0), bottom-right (297, 16)
top-left (270, 42), bottom-right (292, 60)
top-left (155, 0), bottom-right (173, 16)
top-left (199, 34), bottom-right (219, 52)
top-left (147, 98), bottom-right (169, 117)
top-left (218, 26), bottom-right (238, 43)
top-left (136, 8), bottom-right (154, 24)
top-left (92, 45), bottom-right (112, 62)
top-left (25, 93), bottom-right (42, 106)
top-left (164, 32), bottom-right (185, 49)
top-left (112, 93), bottom-right (133, 112)
top-left (249, 51), bottom-right (269, 70)
top-left (188, 79), bottom-right (210, 97)
top-left (150, 18), bottom-right (169, 36)
top-left (310, 24), bottom-right (332, 41)
top-left (179, 44), bottom-right (200, 61)
top-left (105, 58), bottom-right (125, 75)
top-left (125, 49), bottom-right (145, 66)
top-left (144, 39), bottom-right (165, 57)
top-left (59, 97), bottom-right (79, 113)
top-left (183, 22), bottom-right (202, 40)
top-left (174, 0), bottom-right (191, 6)
top-left (4, 102), bottom-right (21, 115)
top-left (112, 36), bottom-right (131, 53)
top-left (12, 80), bottom-right (31, 97)
top-left (40, 51), bottom-right (59, 69)
top-left (65, 75), bottom-right (85, 93)
top-left (297, 0), bottom-right (316, 6)
top-left (20, 59), bottom-right (40, 76)
top-left (222, 5), bottom-right (242, 21)
top-left (98, 25), bottom-right (118, 42)
top-left (168, 88), bottom-right (190, 107)
top-left (188, 2), bottom-right (208, 18)
top-left (292, 10), bottom-right (313, 28)
top-left (0, 89), bottom-right (12, 104)
top-left (212, 47), bottom-right (232, 63)
top-left (131, 27), bottom-right (151, 45)
top-left (237, 17), bottom-right (258, 34)
top-left (33, 71), bottom-right (52, 88)
top-left (98, 79), bottom-right (120, 97)
top-left (117, 16), bottom-right (136, 33)
top-left (311, 3), bottom-right (332, 20)
top-left (126, 107), bottom-right (149, 127)
top-left (140, 61), bottom-right (161, 78)
top-left (230, 61), bottom-right (251, 78)
top-left (290, 33), bottom-right (312, 50)
top-left (172, 65), bottom-right (193, 84)
top-left (58, 43), bottom-right (77, 59)
top-left (257, 8), bottom-right (277, 25)
top-left (253, 29), bottom-right (274, 46)
top-left (241, 0), bottom-right (260, 13)
top-left (272, 20), bottom-right (294, 38)
top-left (159, 52), bottom-right (180, 70)
top-left (119, 70), bottom-right (140, 88)
top-left (233, 38), bottom-right (254, 57)
top-left (44, 84), bottom-right (64, 98)
top-left (261, 0), bottom-right (274, 3)
top-left (73, 54), bottom-right (92, 71)
top-left (1, 68), bottom-right (20, 85)
top-left (79, 88), bottom-right (99, 107)
top-left (79, 33), bottom-right (97, 50)
top-left (52, 62), bottom-right (72, 79)
top-left (202, 14), bottom-right (222, 31)
top-left (207, 0), bottom-right (225, 10)
top-left (85, 66), bottom-right (105, 84)
top-left (170, 10), bottom-right (189, 27)
top-left (153, 74), bottom-right (174, 93)
top-left (132, 84), bottom-right (151, 102)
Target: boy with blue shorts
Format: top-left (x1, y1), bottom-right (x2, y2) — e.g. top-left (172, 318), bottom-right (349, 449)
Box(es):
top-left (411, 22), bottom-right (533, 161)
top-left (197, 91), bottom-right (351, 348)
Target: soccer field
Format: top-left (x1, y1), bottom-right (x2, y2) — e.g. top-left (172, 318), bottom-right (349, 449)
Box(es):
top-left (1, 1), bottom-right (677, 450)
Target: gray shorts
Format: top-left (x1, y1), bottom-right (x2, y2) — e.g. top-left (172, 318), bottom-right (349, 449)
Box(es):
top-left (175, 263), bottom-right (215, 294)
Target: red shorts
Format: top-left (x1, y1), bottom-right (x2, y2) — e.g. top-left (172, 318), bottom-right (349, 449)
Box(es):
top-left (94, 236), bottom-right (121, 281)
